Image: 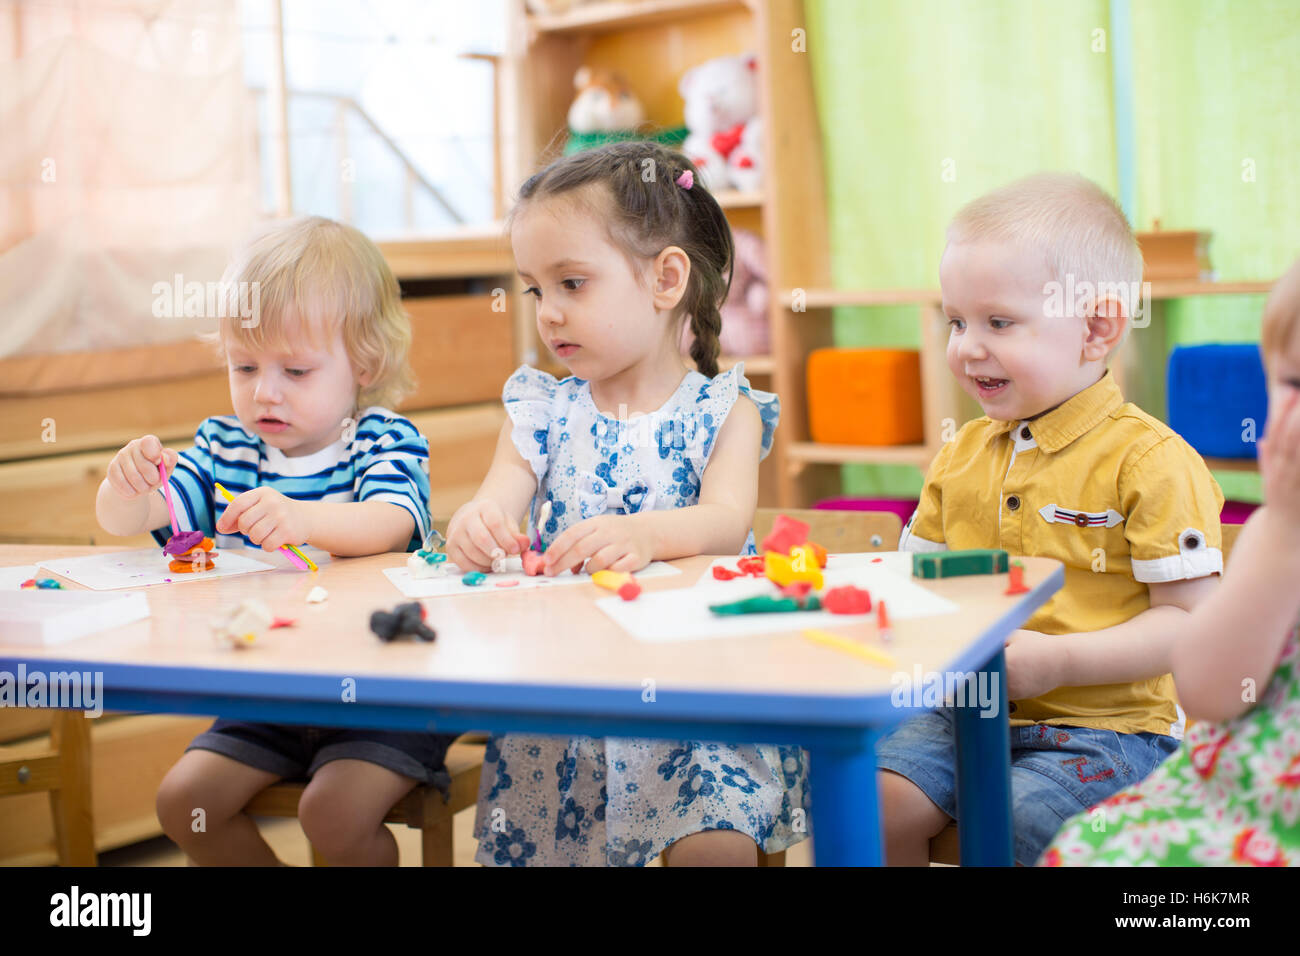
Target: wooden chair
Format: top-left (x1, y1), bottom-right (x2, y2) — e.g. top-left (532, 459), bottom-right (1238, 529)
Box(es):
top-left (0, 711), bottom-right (96, 865)
top-left (929, 520), bottom-right (1248, 866)
top-left (752, 507), bottom-right (902, 554)
top-left (243, 736), bottom-right (484, 867)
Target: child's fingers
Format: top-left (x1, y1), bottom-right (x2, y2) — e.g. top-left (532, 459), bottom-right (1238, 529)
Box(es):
top-left (217, 489), bottom-right (260, 533)
top-left (118, 453), bottom-right (155, 497)
top-left (245, 512), bottom-right (278, 548)
top-left (608, 552), bottom-right (644, 574)
top-left (583, 542), bottom-right (624, 575)
top-left (546, 525), bottom-right (600, 576)
top-left (464, 515), bottom-right (503, 565)
top-left (514, 533), bottom-right (532, 553)
top-left (139, 435), bottom-right (164, 463)
top-left (481, 510), bottom-right (521, 555)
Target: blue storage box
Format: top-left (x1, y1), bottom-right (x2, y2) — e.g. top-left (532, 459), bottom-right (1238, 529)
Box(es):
top-left (1167, 344), bottom-right (1268, 458)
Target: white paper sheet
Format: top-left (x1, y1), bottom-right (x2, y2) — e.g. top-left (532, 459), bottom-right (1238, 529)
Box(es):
top-left (37, 549), bottom-right (276, 591)
top-left (0, 565), bottom-right (39, 589)
top-left (599, 552), bottom-right (958, 642)
top-left (382, 556), bottom-right (681, 598)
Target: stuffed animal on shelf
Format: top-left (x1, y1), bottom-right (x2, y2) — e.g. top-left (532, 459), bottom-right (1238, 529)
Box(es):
top-left (680, 228), bottom-right (770, 359)
top-left (678, 52), bottom-right (761, 191)
top-left (568, 66), bottom-right (646, 135)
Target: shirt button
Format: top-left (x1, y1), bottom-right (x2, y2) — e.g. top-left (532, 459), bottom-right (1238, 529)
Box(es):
top-left (1007, 495), bottom-right (1021, 511)
top-left (1074, 513), bottom-right (1089, 527)
top-left (1020, 426), bottom-right (1032, 441)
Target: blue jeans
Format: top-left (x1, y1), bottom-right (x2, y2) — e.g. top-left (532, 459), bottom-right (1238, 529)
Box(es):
top-left (876, 708), bottom-right (1179, 865)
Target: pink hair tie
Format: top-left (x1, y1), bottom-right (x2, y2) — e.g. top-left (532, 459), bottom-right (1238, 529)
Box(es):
top-left (675, 169), bottom-right (694, 190)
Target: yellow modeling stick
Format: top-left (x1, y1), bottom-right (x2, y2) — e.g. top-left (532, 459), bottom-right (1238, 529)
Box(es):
top-left (802, 629), bottom-right (897, 668)
top-left (214, 482), bottom-right (318, 571)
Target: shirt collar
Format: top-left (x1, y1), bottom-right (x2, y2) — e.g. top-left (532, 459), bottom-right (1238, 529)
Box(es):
top-left (988, 370), bottom-right (1124, 454)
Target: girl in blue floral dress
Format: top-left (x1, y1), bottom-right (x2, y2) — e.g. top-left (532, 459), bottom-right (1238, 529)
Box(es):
top-left (445, 142), bottom-right (808, 866)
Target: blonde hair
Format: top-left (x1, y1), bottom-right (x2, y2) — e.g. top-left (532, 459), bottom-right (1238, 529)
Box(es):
top-left (211, 216), bottom-right (414, 410)
top-left (1261, 258), bottom-right (1300, 374)
top-left (948, 172), bottom-right (1145, 323)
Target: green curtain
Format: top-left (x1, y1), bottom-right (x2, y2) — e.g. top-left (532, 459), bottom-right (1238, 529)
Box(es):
top-left (805, 0), bottom-right (1300, 503)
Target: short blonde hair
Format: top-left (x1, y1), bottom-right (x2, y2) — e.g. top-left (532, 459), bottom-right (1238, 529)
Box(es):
top-left (213, 216), bottom-right (414, 410)
top-left (1261, 258), bottom-right (1300, 375)
top-left (948, 172), bottom-right (1144, 322)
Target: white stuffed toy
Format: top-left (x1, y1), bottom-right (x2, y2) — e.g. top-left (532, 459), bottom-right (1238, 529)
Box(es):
top-left (678, 53), bottom-right (761, 191)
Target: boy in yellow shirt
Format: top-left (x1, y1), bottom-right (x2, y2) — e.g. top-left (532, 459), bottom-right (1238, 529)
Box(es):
top-left (879, 173), bottom-right (1224, 865)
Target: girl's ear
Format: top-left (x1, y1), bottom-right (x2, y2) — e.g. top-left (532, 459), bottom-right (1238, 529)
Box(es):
top-left (652, 245), bottom-right (691, 311)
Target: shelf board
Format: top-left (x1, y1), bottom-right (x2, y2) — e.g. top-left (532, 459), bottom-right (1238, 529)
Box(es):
top-left (714, 189), bottom-right (763, 210)
top-left (777, 280), bottom-right (1276, 311)
top-left (717, 354), bottom-right (773, 375)
top-left (785, 441), bottom-right (933, 467)
top-left (528, 0), bottom-right (752, 34)
top-left (779, 288), bottom-right (943, 309)
top-left (377, 223), bottom-right (512, 280)
top-left (1203, 457), bottom-right (1259, 473)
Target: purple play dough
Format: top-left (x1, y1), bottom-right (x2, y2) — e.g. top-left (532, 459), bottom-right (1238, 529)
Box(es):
top-left (163, 530), bottom-right (205, 556)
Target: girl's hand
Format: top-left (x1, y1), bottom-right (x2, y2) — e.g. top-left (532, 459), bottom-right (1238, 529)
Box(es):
top-left (216, 487), bottom-right (313, 553)
top-left (1003, 629), bottom-right (1065, 701)
top-left (106, 435), bottom-right (179, 500)
top-left (542, 514), bottom-right (655, 576)
top-left (446, 499), bottom-right (528, 573)
top-left (1259, 384), bottom-right (1300, 528)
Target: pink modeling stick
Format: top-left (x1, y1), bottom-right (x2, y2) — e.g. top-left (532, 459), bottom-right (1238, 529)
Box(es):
top-left (158, 460), bottom-right (180, 536)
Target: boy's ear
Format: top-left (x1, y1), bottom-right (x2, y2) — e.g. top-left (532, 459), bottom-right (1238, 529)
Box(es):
top-left (357, 368), bottom-right (374, 388)
top-left (652, 245), bottom-right (691, 311)
top-left (1082, 295), bottom-right (1128, 362)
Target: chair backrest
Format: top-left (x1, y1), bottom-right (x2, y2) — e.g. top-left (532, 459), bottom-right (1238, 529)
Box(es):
top-left (1222, 522), bottom-right (1243, 565)
top-left (752, 508), bottom-right (901, 553)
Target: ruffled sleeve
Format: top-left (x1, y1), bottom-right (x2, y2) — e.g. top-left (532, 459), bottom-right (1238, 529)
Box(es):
top-left (503, 365), bottom-right (559, 483)
top-left (684, 361), bottom-right (781, 479)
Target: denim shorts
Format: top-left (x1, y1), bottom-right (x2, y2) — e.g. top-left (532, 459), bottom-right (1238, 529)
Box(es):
top-left (188, 719), bottom-right (457, 797)
top-left (875, 708), bottom-right (1179, 865)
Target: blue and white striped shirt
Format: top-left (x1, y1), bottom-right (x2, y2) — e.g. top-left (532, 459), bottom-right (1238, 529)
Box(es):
top-left (150, 407), bottom-right (431, 555)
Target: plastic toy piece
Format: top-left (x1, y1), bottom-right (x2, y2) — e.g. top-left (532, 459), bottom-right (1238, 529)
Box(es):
top-left (823, 585), bottom-right (872, 615)
top-left (1004, 561), bottom-right (1030, 595)
top-left (712, 565), bottom-right (743, 581)
top-left (534, 500), bottom-right (553, 552)
top-left (765, 550), bottom-right (824, 590)
top-left (370, 601), bottom-right (436, 642)
top-left (490, 548), bottom-right (508, 573)
top-left (709, 593), bottom-right (822, 616)
top-left (617, 579), bottom-right (641, 601)
top-left (462, 571), bottom-right (487, 586)
top-left (306, 586), bottom-right (329, 604)
top-left (211, 598), bottom-right (273, 649)
top-left (808, 541), bottom-right (828, 568)
top-left (591, 569), bottom-right (631, 591)
top-left (802, 628), bottom-right (897, 668)
top-left (877, 600), bottom-right (892, 642)
top-left (521, 550), bottom-right (546, 576)
top-left (912, 548), bottom-right (1010, 579)
top-left (760, 514), bottom-right (810, 556)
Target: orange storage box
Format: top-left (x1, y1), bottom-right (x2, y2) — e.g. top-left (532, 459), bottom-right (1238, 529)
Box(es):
top-left (806, 348), bottom-right (924, 445)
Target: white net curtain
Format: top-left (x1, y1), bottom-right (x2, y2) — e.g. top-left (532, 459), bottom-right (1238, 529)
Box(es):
top-left (0, 0), bottom-right (256, 359)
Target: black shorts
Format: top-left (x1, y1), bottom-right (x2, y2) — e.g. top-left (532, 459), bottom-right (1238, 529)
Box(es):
top-left (187, 719), bottom-right (456, 797)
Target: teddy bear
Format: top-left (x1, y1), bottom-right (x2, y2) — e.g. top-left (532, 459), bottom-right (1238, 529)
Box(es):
top-left (678, 52), bottom-right (761, 192)
top-left (568, 65), bottom-right (646, 135)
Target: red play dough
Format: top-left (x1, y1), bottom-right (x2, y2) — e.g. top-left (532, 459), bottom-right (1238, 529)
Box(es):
top-left (617, 580), bottom-right (641, 601)
top-left (779, 581), bottom-right (814, 599)
top-left (712, 565), bottom-right (742, 581)
top-left (823, 585), bottom-right (872, 615)
top-left (521, 550), bottom-right (546, 576)
top-left (737, 556), bottom-right (766, 576)
top-left (760, 515), bottom-right (810, 556)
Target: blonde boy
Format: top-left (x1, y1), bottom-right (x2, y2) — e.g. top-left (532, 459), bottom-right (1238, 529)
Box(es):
top-left (879, 174), bottom-right (1224, 865)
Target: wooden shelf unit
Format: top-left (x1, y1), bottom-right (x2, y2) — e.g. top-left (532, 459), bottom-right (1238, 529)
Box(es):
top-left (505, 0), bottom-right (804, 504)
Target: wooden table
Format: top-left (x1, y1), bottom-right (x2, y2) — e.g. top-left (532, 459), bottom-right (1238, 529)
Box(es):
top-left (0, 545), bottom-right (1063, 866)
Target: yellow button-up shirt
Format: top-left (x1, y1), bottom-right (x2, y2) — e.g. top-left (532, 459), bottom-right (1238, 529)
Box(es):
top-left (900, 372), bottom-right (1224, 736)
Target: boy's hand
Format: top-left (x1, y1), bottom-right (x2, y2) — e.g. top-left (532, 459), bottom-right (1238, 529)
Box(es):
top-left (106, 435), bottom-right (179, 500)
top-left (1004, 629), bottom-right (1065, 701)
top-left (216, 487), bottom-right (313, 553)
top-left (446, 499), bottom-right (527, 573)
top-left (1259, 384), bottom-right (1300, 528)
top-left (543, 513), bottom-right (655, 576)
